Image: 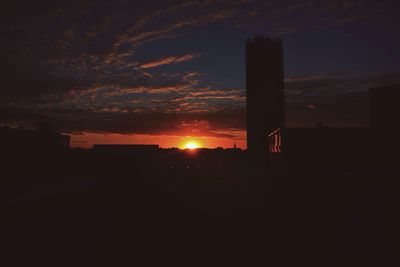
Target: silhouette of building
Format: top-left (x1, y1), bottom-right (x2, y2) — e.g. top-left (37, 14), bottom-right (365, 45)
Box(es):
top-left (0, 124), bottom-right (70, 151)
top-left (370, 84), bottom-right (400, 131)
top-left (92, 144), bottom-right (159, 152)
top-left (265, 83), bottom-right (400, 171)
top-left (37, 121), bottom-right (70, 149)
top-left (268, 127), bottom-right (371, 171)
top-left (246, 35), bottom-right (284, 156)
top-left (369, 84), bottom-right (400, 166)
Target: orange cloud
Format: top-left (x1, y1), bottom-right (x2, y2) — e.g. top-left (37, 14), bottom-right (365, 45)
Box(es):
top-left (139, 53), bottom-right (199, 69)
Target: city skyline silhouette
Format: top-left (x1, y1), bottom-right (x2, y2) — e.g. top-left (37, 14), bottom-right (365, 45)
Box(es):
top-left (2, 1), bottom-right (400, 149)
top-left (1, 1), bottom-right (400, 266)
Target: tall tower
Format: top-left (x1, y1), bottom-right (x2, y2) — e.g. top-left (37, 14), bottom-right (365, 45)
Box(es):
top-left (246, 35), bottom-right (285, 156)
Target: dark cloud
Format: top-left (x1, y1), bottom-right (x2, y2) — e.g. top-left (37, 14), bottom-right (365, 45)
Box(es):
top-left (234, 0), bottom-right (400, 32)
top-left (285, 72), bottom-right (400, 127)
top-left (3, 0), bottom-right (397, 98)
top-left (1, 0), bottom-right (399, 136)
top-left (285, 72), bottom-right (400, 101)
top-left (4, 70), bottom-right (399, 134)
top-left (0, 105), bottom-right (246, 139)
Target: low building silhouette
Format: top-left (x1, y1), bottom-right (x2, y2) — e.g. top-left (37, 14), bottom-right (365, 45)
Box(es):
top-left (370, 84), bottom-right (400, 131)
top-left (92, 144), bottom-right (159, 152)
top-left (369, 84), bottom-right (400, 167)
top-left (268, 126), bottom-right (371, 171)
top-left (0, 124), bottom-right (70, 152)
top-left (266, 84), bottom-right (400, 171)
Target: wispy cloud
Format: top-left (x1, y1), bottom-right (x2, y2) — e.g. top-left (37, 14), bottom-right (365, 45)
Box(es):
top-left (139, 53), bottom-right (199, 69)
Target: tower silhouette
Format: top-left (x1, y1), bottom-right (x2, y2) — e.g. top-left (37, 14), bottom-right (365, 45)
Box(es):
top-left (245, 35), bottom-right (285, 157)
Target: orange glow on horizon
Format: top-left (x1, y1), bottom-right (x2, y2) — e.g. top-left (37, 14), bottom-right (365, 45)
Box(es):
top-left (68, 132), bottom-right (246, 150)
top-left (181, 141), bottom-right (201, 150)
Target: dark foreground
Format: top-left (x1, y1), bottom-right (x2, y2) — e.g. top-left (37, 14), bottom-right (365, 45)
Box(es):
top-left (2, 150), bottom-right (399, 266)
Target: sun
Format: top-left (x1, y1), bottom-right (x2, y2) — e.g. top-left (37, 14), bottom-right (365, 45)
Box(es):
top-left (183, 141), bottom-right (200, 150)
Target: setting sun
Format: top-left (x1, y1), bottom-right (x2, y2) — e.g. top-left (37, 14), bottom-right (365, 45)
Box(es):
top-left (183, 141), bottom-right (200, 150)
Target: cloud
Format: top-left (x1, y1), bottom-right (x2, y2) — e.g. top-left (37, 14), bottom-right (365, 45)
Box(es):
top-left (139, 53), bottom-right (199, 69)
top-left (1, 0), bottom-right (400, 136)
top-left (234, 0), bottom-right (400, 33)
top-left (284, 71), bottom-right (400, 127)
top-left (2, 0), bottom-right (397, 103)
top-left (0, 104), bottom-right (246, 140)
top-left (285, 72), bottom-right (400, 102)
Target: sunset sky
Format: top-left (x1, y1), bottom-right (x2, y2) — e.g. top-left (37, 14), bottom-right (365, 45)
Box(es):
top-left (1, 0), bottom-right (400, 148)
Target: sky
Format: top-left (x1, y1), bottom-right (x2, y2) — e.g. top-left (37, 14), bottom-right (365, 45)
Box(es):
top-left (1, 0), bottom-right (400, 149)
